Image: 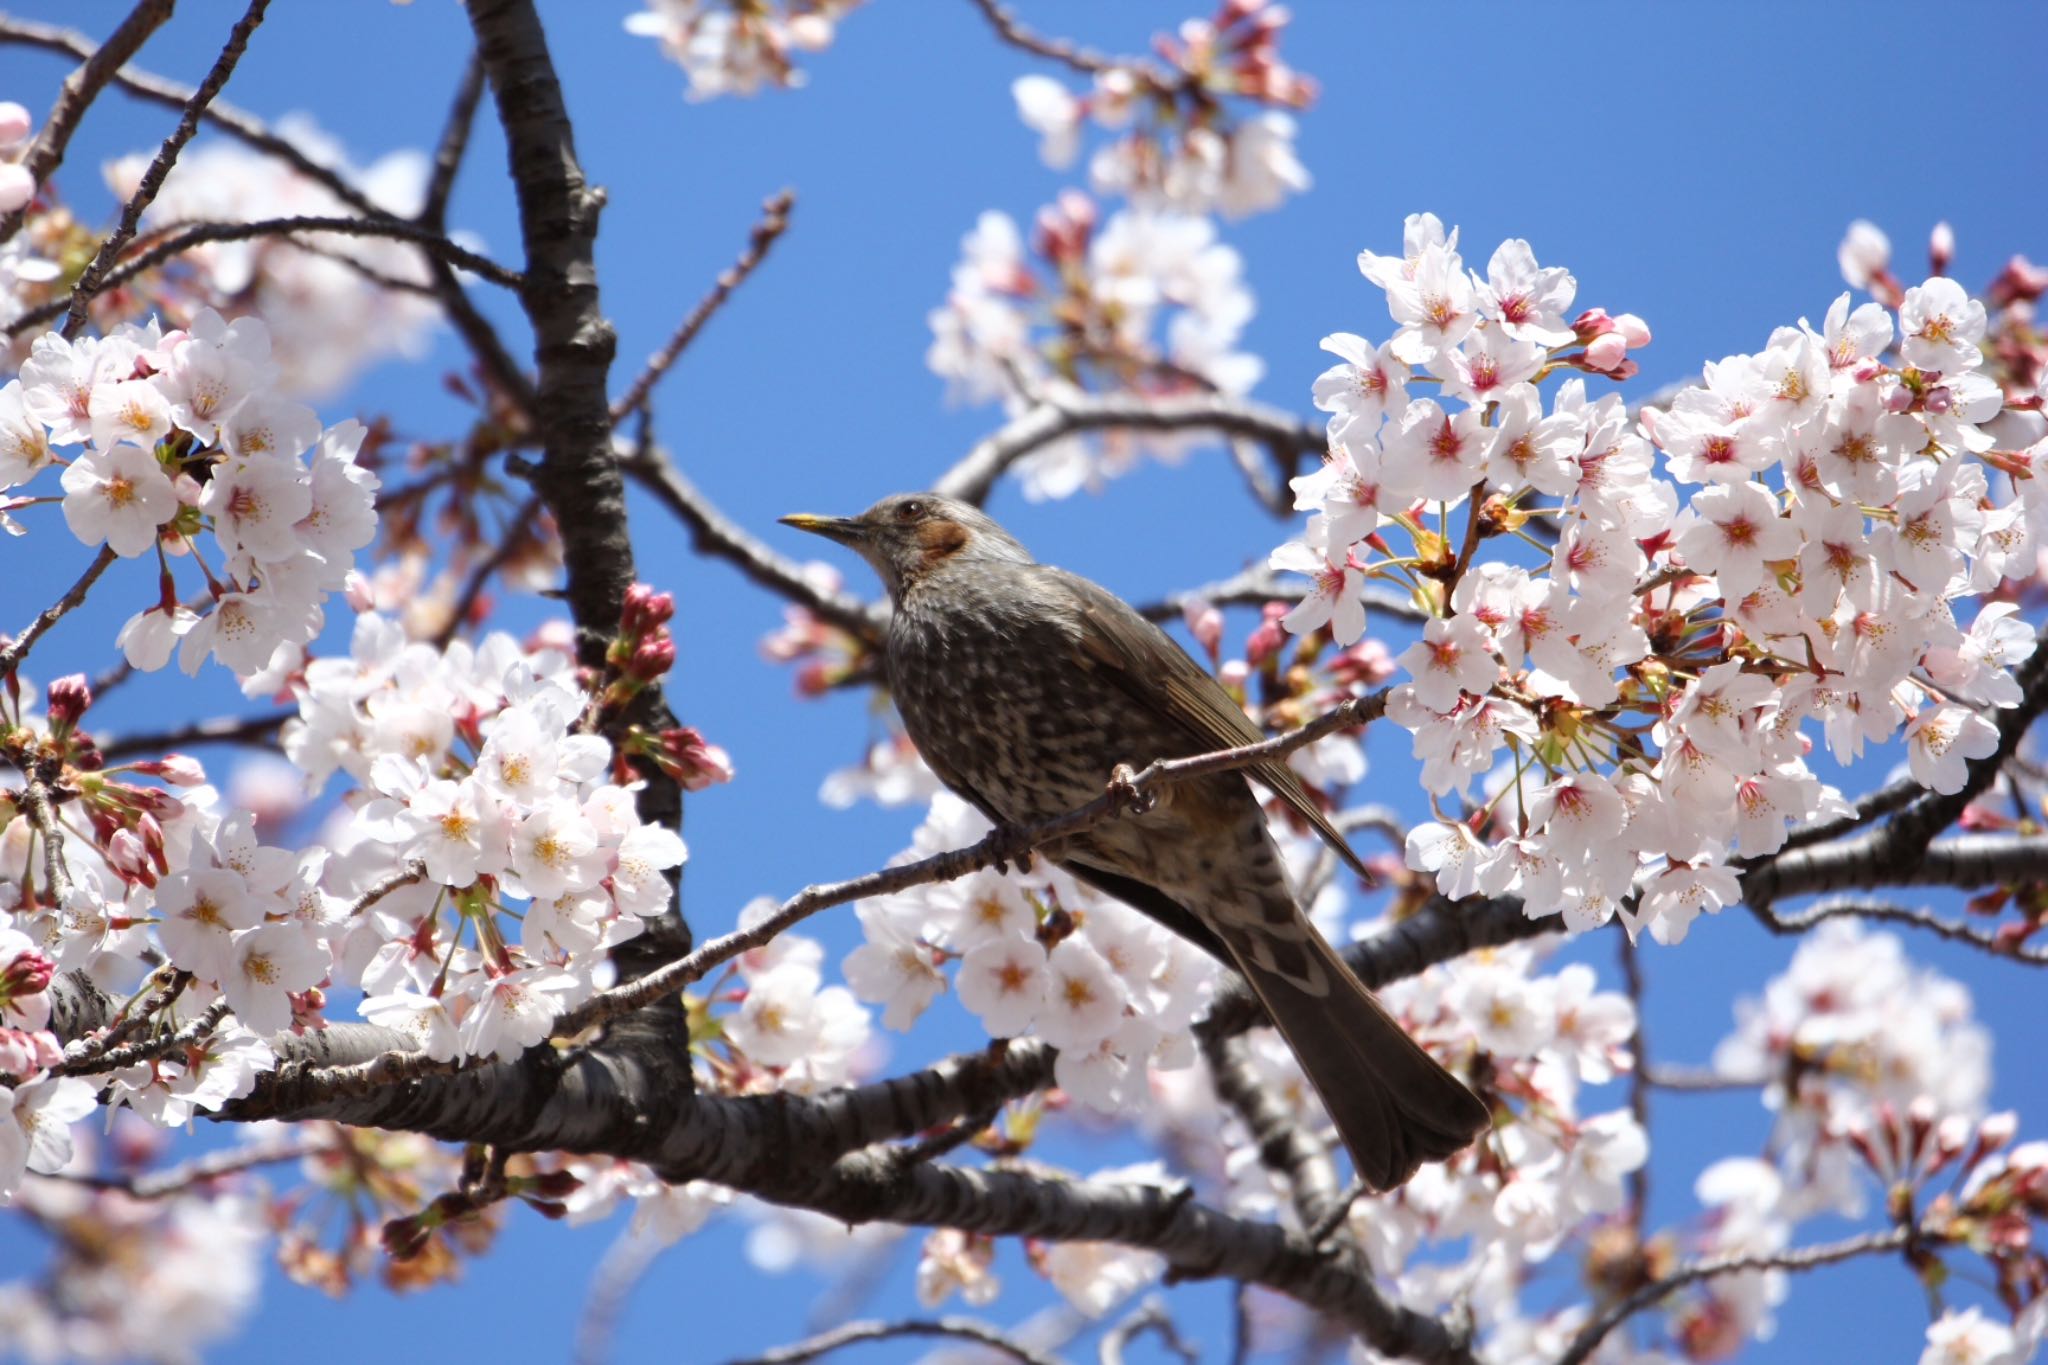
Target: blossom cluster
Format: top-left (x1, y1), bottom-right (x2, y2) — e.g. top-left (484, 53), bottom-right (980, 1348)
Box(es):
top-left (0, 101), bottom-right (36, 215)
top-left (1011, 0), bottom-right (1313, 221)
top-left (93, 120), bottom-right (441, 398)
top-left (928, 192), bottom-right (1262, 498)
top-left (625, 0), bottom-right (862, 100)
top-left (3, 309), bottom-right (376, 681)
top-left (838, 792), bottom-right (1222, 1111)
top-left (1274, 214), bottom-right (2039, 946)
top-left (289, 610), bottom-right (689, 1064)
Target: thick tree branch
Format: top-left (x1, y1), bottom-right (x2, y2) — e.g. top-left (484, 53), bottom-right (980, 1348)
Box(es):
top-left (1201, 1029), bottom-right (1343, 1231)
top-left (933, 391), bottom-right (1324, 508)
top-left (0, 0), bottom-right (177, 247)
top-left (61, 0), bottom-right (273, 340)
top-left (1742, 832), bottom-right (2048, 913)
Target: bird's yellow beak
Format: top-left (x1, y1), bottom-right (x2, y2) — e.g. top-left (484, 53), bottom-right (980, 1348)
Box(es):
top-left (778, 512), bottom-right (867, 545)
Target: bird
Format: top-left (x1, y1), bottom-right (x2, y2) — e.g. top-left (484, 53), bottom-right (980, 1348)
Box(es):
top-left (781, 492), bottom-right (1490, 1190)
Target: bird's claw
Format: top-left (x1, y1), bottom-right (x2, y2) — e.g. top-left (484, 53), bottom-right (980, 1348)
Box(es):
top-left (1107, 763), bottom-right (1154, 815)
top-left (991, 829), bottom-right (1034, 876)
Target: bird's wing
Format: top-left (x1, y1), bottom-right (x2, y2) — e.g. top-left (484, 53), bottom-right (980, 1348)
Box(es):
top-left (1044, 567), bottom-right (1371, 880)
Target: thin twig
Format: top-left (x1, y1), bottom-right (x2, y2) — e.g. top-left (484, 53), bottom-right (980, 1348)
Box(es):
top-left (1618, 933), bottom-right (1649, 1229)
top-left (0, 13), bottom-right (384, 220)
top-left (573, 1223), bottom-right (670, 1365)
top-left (56, 969), bottom-right (188, 1071)
top-left (1554, 1226), bottom-right (1920, 1365)
top-left (419, 54), bottom-right (485, 231)
top-left (0, 544), bottom-right (118, 680)
top-left (623, 443), bottom-right (881, 644)
top-left (47, 1134), bottom-right (323, 1199)
top-left (95, 708), bottom-right (293, 762)
top-left (934, 390), bottom-right (1325, 507)
top-left (1133, 561), bottom-right (1426, 627)
top-left (63, 1000), bottom-right (228, 1077)
top-left (727, 1316), bottom-right (1060, 1365)
top-left (609, 189), bottom-right (794, 424)
top-left (9, 212), bottom-right (522, 337)
top-left (965, 0), bottom-right (1149, 80)
top-left (1101, 1298), bottom-right (1199, 1365)
top-left (1642, 1064), bottom-right (1768, 1092)
top-left (1752, 894), bottom-right (2048, 964)
top-left (62, 0), bottom-right (275, 339)
top-left (1304, 1178), bottom-right (1368, 1248)
top-left (553, 690), bottom-right (1389, 1039)
top-left (433, 494), bottom-right (545, 648)
top-left (0, 0), bottom-right (177, 246)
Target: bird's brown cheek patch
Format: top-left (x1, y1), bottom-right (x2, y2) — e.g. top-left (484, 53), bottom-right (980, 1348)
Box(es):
top-left (916, 519), bottom-right (971, 568)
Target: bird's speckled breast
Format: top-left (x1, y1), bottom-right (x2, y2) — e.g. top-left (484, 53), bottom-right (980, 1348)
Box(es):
top-left (887, 563), bottom-right (1188, 827)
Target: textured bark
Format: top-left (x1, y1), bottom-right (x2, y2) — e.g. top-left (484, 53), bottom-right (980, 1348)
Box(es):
top-left (462, 2), bottom-right (691, 1014)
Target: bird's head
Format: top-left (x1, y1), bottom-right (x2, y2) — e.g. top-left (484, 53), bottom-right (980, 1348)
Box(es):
top-left (779, 493), bottom-right (1033, 600)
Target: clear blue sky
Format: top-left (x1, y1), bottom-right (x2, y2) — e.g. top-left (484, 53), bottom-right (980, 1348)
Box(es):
top-left (3, 2), bottom-right (2044, 1361)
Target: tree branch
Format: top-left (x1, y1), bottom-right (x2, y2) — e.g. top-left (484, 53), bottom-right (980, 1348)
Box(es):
top-left (0, 0), bottom-right (177, 247)
top-left (0, 544), bottom-right (118, 680)
top-left (6, 212), bottom-right (522, 337)
top-left (728, 1316), bottom-right (1060, 1365)
top-left (61, 0), bottom-right (274, 340)
top-left (610, 188), bottom-right (795, 425)
top-left (93, 708), bottom-right (292, 761)
top-left (1751, 892), bottom-right (2048, 964)
top-left (933, 391), bottom-right (1324, 508)
top-left (1554, 1226), bottom-right (1920, 1365)
top-left (622, 441), bottom-right (882, 645)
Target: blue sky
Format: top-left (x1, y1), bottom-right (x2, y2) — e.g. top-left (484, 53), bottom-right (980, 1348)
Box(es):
top-left (4, 2), bottom-right (2045, 1361)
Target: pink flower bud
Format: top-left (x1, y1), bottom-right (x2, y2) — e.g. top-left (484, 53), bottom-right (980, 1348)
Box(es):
top-left (1571, 307), bottom-right (1615, 340)
top-left (1929, 220), bottom-right (1955, 275)
top-left (1244, 604), bottom-right (1288, 667)
top-left (621, 583), bottom-right (675, 634)
top-left (1885, 383), bottom-right (1917, 414)
top-left (1988, 255), bottom-right (2048, 309)
top-left (660, 726), bottom-right (735, 791)
top-left (1585, 333), bottom-right (1630, 373)
top-left (0, 163), bottom-right (33, 215)
top-left (628, 632), bottom-right (675, 682)
top-left (1182, 596), bottom-right (1223, 661)
top-left (1613, 313), bottom-right (1652, 348)
top-left (0, 946), bottom-right (54, 1002)
top-left (45, 674), bottom-right (91, 729)
top-left (345, 570), bottom-right (376, 612)
top-left (0, 1027), bottom-right (59, 1080)
top-left (1924, 385), bottom-right (1954, 415)
top-left (0, 102), bottom-right (31, 148)
top-left (157, 754), bottom-right (207, 787)
top-left (106, 829), bottom-right (155, 886)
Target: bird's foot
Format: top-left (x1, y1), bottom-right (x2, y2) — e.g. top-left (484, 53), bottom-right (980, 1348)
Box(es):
top-left (1106, 763), bottom-right (1155, 815)
top-left (990, 830), bottom-right (1034, 876)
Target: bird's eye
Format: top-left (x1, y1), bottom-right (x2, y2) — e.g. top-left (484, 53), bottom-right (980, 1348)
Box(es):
top-left (896, 500), bottom-right (925, 522)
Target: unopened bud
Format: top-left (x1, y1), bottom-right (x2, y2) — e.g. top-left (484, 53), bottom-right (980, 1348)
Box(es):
top-left (1244, 602), bottom-right (1289, 667)
top-left (627, 632), bottom-right (675, 682)
top-left (656, 726), bottom-right (735, 791)
top-left (1929, 221), bottom-right (1955, 276)
top-left (45, 674), bottom-right (91, 731)
top-left (1182, 596), bottom-right (1223, 662)
top-left (1571, 307), bottom-right (1615, 340)
top-left (0, 102), bottom-right (31, 149)
top-left (1987, 255), bottom-right (2048, 309)
top-left (1585, 333), bottom-right (1630, 373)
top-left (1613, 313), bottom-right (1652, 348)
top-left (0, 164), bottom-right (33, 215)
top-left (621, 583), bottom-right (675, 635)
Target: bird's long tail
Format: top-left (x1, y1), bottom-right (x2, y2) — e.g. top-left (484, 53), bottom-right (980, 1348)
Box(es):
top-left (1226, 921), bottom-right (1492, 1191)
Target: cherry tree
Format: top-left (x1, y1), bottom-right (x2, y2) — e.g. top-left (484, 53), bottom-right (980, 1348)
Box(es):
top-left (0, 3), bottom-right (2044, 1362)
